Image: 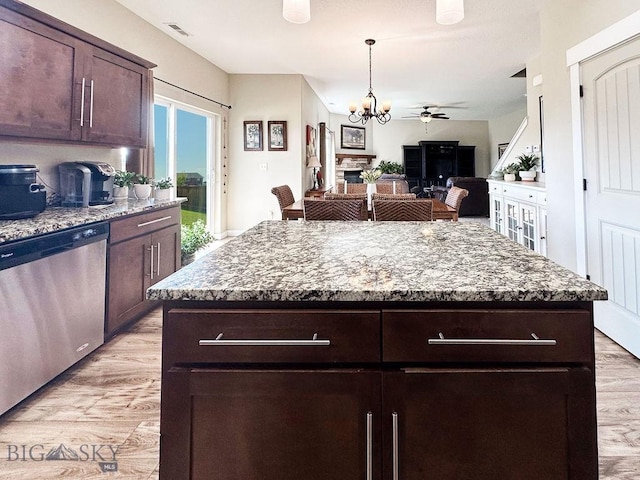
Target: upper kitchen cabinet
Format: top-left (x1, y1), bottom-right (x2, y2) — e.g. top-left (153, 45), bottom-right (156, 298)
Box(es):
top-left (0, 0), bottom-right (155, 148)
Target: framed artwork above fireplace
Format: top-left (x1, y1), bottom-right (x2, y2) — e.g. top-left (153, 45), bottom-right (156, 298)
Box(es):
top-left (341, 125), bottom-right (365, 150)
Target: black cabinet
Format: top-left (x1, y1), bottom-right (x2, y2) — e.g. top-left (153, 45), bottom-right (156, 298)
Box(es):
top-left (403, 141), bottom-right (476, 190)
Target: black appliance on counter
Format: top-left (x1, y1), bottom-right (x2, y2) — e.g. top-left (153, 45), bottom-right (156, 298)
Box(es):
top-left (0, 164), bottom-right (46, 220)
top-left (59, 161), bottom-right (115, 207)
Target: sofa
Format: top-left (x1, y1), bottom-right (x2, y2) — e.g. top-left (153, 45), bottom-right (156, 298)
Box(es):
top-left (432, 177), bottom-right (489, 217)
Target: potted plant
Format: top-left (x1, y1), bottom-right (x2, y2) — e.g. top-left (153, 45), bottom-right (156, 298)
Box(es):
top-left (515, 153), bottom-right (539, 182)
top-left (181, 219), bottom-right (213, 265)
top-left (489, 167), bottom-right (504, 180)
top-left (502, 163), bottom-right (520, 182)
top-left (154, 177), bottom-right (173, 201)
top-left (133, 174), bottom-right (153, 200)
top-left (360, 168), bottom-right (382, 204)
top-left (113, 170), bottom-right (136, 199)
top-left (377, 160), bottom-right (404, 175)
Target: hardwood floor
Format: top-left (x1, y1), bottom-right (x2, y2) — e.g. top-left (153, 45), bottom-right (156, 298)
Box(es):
top-left (0, 308), bottom-right (638, 479)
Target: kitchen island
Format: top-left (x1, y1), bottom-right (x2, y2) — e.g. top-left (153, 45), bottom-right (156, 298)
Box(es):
top-left (148, 220), bottom-right (608, 480)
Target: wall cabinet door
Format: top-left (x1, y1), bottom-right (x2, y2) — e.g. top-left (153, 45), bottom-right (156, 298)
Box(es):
top-left (81, 46), bottom-right (149, 147)
top-left (0, 6), bottom-right (82, 141)
top-left (161, 369), bottom-right (382, 480)
top-left (383, 367), bottom-right (597, 480)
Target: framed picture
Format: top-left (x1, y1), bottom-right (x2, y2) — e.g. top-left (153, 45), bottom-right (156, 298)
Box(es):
top-left (268, 121), bottom-right (287, 151)
top-left (243, 121), bottom-right (263, 151)
top-left (498, 142), bottom-right (509, 159)
top-left (341, 125), bottom-right (365, 150)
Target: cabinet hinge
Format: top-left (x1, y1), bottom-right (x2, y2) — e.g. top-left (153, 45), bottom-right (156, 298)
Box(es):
top-left (579, 85), bottom-right (584, 97)
top-left (583, 178), bottom-right (588, 191)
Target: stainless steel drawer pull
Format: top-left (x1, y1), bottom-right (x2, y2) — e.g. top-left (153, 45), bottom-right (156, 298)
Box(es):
top-left (366, 412), bottom-right (373, 480)
top-left (428, 332), bottom-right (556, 346)
top-left (89, 80), bottom-right (95, 128)
top-left (137, 216), bottom-right (173, 228)
top-left (80, 77), bottom-right (86, 126)
top-left (199, 332), bottom-right (331, 346)
top-left (392, 412), bottom-right (399, 480)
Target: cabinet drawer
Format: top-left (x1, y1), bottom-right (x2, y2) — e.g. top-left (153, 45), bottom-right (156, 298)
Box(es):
top-left (501, 185), bottom-right (539, 203)
top-left (165, 309), bottom-right (380, 364)
top-left (383, 309), bottom-right (593, 364)
top-left (110, 206), bottom-right (180, 243)
top-left (537, 191), bottom-right (547, 205)
top-left (488, 183), bottom-right (501, 195)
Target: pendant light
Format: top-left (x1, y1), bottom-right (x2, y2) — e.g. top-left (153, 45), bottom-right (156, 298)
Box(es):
top-left (282, 0), bottom-right (310, 24)
top-left (436, 0), bottom-right (464, 25)
top-left (348, 39), bottom-right (391, 125)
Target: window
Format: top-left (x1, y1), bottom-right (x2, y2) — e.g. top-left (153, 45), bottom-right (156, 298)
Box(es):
top-left (154, 97), bottom-right (217, 227)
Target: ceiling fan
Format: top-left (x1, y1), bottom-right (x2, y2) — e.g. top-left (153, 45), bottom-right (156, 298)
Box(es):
top-left (403, 106), bottom-right (450, 123)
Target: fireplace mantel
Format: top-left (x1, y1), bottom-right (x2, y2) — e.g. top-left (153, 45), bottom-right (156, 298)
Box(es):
top-left (335, 154), bottom-right (376, 165)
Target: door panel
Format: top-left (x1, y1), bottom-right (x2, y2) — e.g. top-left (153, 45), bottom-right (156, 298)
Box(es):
top-left (161, 369), bottom-right (382, 480)
top-left (582, 37), bottom-right (640, 357)
top-left (383, 368), bottom-right (596, 480)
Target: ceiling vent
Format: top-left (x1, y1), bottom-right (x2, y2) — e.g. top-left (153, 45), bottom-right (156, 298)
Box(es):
top-left (166, 23), bottom-right (190, 37)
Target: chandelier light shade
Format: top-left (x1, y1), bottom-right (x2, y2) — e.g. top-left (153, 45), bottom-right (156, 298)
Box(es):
top-left (436, 0), bottom-right (464, 25)
top-left (282, 0), bottom-right (311, 24)
top-left (348, 39), bottom-right (391, 125)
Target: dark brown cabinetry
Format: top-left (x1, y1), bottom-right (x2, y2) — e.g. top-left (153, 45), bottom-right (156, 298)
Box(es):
top-left (160, 303), bottom-right (597, 480)
top-left (403, 141), bottom-right (476, 190)
top-left (0, 0), bottom-right (154, 147)
top-left (106, 207), bottom-right (180, 335)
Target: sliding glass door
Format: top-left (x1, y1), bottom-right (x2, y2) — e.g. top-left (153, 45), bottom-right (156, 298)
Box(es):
top-left (154, 98), bottom-right (216, 227)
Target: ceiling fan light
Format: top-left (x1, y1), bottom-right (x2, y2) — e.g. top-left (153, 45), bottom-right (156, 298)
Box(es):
top-left (436, 0), bottom-right (464, 25)
top-left (283, 0), bottom-right (311, 24)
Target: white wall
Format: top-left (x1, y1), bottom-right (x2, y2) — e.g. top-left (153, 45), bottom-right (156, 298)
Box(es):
top-left (539, 0), bottom-right (639, 271)
top-left (488, 107), bottom-right (527, 170)
top-left (227, 74), bottom-right (330, 234)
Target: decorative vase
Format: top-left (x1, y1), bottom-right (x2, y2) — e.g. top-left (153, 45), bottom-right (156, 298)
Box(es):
top-left (155, 188), bottom-right (171, 201)
top-left (133, 184), bottom-right (152, 200)
top-left (504, 173), bottom-right (516, 182)
top-left (519, 170), bottom-right (537, 182)
top-left (113, 185), bottom-right (129, 200)
top-left (366, 183), bottom-right (377, 207)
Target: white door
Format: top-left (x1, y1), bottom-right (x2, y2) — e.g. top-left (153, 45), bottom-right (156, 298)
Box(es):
top-left (582, 36), bottom-right (640, 358)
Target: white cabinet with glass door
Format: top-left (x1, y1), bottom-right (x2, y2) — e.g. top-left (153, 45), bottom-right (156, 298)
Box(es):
top-left (488, 180), bottom-right (547, 256)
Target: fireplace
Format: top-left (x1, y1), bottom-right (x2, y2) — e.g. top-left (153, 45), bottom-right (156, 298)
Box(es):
top-left (343, 170), bottom-right (363, 183)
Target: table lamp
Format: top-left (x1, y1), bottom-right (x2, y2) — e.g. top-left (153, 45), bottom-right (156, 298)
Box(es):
top-left (307, 155), bottom-right (322, 190)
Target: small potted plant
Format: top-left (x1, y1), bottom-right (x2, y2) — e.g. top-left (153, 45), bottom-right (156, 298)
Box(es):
top-left (181, 219), bottom-right (213, 266)
top-left (377, 160), bottom-right (404, 175)
top-left (515, 153), bottom-right (539, 182)
top-left (113, 170), bottom-right (136, 199)
top-left (502, 163), bottom-right (520, 182)
top-left (154, 177), bottom-right (173, 201)
top-left (133, 174), bottom-right (153, 200)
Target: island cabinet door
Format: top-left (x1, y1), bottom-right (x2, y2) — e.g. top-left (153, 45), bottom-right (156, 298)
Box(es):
top-left (382, 367), bottom-right (597, 480)
top-left (161, 368), bottom-right (382, 480)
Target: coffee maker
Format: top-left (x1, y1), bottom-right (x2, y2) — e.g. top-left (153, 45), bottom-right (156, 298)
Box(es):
top-left (0, 164), bottom-right (46, 219)
top-left (58, 161), bottom-right (115, 207)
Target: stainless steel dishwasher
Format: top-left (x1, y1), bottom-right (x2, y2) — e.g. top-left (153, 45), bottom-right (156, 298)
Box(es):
top-left (0, 222), bottom-right (109, 416)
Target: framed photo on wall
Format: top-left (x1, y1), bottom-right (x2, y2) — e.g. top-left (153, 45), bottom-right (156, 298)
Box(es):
top-left (243, 121), bottom-right (263, 151)
top-left (268, 121), bottom-right (287, 151)
top-left (341, 125), bottom-right (365, 150)
top-left (498, 142), bottom-right (509, 159)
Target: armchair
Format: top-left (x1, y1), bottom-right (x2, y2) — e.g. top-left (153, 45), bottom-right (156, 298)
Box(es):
top-left (432, 177), bottom-right (489, 217)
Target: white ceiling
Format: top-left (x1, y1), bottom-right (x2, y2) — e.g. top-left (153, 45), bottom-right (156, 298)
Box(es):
top-left (115, 0), bottom-right (543, 122)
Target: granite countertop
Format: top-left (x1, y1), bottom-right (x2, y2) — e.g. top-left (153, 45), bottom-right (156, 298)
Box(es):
top-left (0, 198), bottom-right (185, 244)
top-left (147, 220), bottom-right (608, 303)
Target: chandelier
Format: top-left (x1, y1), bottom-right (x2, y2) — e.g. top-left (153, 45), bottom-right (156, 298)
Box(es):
top-left (348, 39), bottom-right (391, 125)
